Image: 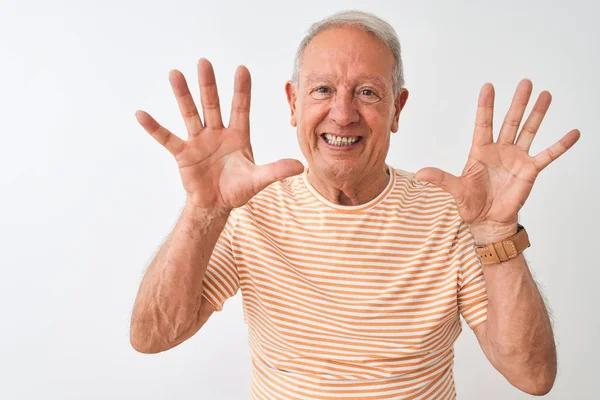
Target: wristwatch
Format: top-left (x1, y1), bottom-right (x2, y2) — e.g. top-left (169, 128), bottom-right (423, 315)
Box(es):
top-left (475, 224), bottom-right (531, 265)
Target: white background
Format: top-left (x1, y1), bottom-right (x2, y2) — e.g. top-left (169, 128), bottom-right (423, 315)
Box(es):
top-left (1, 0), bottom-right (598, 398)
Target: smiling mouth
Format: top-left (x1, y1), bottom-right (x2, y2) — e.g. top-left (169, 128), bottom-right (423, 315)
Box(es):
top-left (320, 133), bottom-right (363, 147)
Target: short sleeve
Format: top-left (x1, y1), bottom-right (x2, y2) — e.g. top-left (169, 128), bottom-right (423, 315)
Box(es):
top-left (453, 222), bottom-right (488, 330)
top-left (201, 210), bottom-right (240, 311)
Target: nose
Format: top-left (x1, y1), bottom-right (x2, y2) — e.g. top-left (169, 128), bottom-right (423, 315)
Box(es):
top-left (329, 91), bottom-right (360, 126)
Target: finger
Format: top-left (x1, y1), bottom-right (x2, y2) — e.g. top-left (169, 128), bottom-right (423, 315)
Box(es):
top-left (135, 110), bottom-right (185, 156)
top-left (169, 70), bottom-right (203, 137)
top-left (198, 58), bottom-right (224, 129)
top-left (515, 91), bottom-right (552, 152)
top-left (415, 167), bottom-right (463, 201)
top-left (533, 129), bottom-right (580, 171)
top-left (498, 79), bottom-right (533, 144)
top-left (252, 159), bottom-right (304, 193)
top-left (472, 83), bottom-right (495, 146)
top-left (228, 65), bottom-right (252, 132)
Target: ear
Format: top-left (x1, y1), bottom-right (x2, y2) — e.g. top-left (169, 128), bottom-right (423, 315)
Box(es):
top-left (285, 81), bottom-right (298, 127)
top-left (391, 88), bottom-right (409, 133)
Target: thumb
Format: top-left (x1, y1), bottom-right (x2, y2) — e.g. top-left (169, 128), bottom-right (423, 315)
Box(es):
top-left (416, 167), bottom-right (463, 199)
top-left (252, 158), bottom-right (305, 193)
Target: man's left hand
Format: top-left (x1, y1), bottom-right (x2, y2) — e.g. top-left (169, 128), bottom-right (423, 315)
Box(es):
top-left (416, 79), bottom-right (580, 242)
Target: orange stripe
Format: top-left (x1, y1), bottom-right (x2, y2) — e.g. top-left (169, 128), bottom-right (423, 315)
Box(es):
top-left (201, 167), bottom-right (487, 398)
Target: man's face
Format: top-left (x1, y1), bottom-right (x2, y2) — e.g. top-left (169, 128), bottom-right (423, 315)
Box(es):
top-left (286, 26), bottom-right (409, 180)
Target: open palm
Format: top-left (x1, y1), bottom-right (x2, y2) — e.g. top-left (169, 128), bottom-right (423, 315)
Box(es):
top-left (417, 80), bottom-right (580, 225)
top-left (136, 59), bottom-right (303, 211)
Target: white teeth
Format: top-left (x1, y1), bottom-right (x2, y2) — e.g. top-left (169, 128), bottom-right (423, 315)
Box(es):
top-left (323, 134), bottom-right (359, 146)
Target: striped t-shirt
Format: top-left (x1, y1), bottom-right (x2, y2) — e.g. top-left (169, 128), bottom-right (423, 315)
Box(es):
top-left (201, 165), bottom-right (488, 399)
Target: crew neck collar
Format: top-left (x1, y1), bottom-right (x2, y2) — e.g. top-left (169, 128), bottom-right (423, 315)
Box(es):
top-left (302, 165), bottom-right (395, 212)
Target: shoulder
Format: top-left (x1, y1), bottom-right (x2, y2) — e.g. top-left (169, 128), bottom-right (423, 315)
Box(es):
top-left (252, 173), bottom-right (304, 203)
top-left (389, 166), bottom-right (465, 243)
top-left (237, 172), bottom-right (307, 216)
top-left (390, 166), bottom-right (459, 215)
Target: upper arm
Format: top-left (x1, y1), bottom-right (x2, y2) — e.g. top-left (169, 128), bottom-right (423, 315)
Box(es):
top-left (200, 212), bottom-right (240, 311)
top-left (473, 320), bottom-right (491, 358)
top-left (472, 320), bottom-right (502, 372)
top-left (164, 297), bottom-right (217, 351)
top-left (194, 296), bottom-right (218, 332)
top-left (454, 222), bottom-right (489, 328)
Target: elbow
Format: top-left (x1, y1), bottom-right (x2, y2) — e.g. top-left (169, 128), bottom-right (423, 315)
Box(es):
top-left (531, 385), bottom-right (554, 397)
top-left (519, 373), bottom-right (555, 396)
top-left (491, 344), bottom-right (557, 396)
top-left (129, 320), bottom-right (174, 354)
top-left (130, 337), bottom-right (162, 354)
top-left (511, 357), bottom-right (557, 396)
top-left (130, 327), bottom-right (165, 354)
top-left (129, 317), bottom-right (198, 354)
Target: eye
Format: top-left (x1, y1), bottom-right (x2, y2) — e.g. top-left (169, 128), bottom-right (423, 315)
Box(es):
top-left (358, 88), bottom-right (380, 103)
top-left (360, 89), bottom-right (375, 96)
top-left (310, 86), bottom-right (334, 99)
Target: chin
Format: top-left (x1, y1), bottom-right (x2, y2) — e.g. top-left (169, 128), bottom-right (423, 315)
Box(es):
top-left (318, 160), bottom-right (361, 181)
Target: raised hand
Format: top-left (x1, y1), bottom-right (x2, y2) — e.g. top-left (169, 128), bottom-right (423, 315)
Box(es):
top-left (136, 59), bottom-right (304, 212)
top-left (416, 79), bottom-right (580, 235)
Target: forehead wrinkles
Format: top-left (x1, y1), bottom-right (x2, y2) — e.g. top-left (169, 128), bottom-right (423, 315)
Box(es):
top-left (300, 33), bottom-right (394, 90)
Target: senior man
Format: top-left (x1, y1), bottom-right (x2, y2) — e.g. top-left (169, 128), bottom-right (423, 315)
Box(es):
top-left (130, 10), bottom-right (579, 399)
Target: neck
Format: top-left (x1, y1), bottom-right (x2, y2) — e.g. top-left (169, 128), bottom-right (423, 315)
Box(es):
top-left (307, 164), bottom-right (390, 206)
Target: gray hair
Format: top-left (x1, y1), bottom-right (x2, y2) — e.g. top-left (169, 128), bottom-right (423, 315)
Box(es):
top-left (291, 10), bottom-right (405, 94)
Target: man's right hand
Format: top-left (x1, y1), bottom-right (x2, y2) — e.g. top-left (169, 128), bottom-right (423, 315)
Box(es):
top-left (136, 58), bottom-right (304, 212)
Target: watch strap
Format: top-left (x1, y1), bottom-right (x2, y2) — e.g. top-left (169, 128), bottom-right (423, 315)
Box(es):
top-left (475, 224), bottom-right (531, 265)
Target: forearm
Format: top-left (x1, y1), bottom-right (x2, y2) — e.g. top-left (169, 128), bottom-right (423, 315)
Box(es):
top-left (472, 224), bottom-right (556, 395)
top-left (130, 202), bottom-right (230, 353)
